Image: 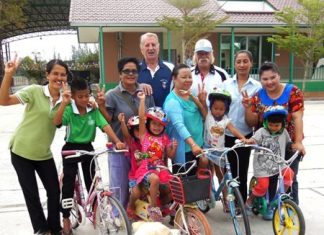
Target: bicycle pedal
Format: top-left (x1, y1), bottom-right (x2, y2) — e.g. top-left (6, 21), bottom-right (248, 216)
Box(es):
top-left (62, 198), bottom-right (74, 209)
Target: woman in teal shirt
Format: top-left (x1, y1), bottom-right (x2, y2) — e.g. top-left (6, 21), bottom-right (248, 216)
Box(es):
top-left (0, 57), bottom-right (69, 235)
top-left (164, 64), bottom-right (207, 174)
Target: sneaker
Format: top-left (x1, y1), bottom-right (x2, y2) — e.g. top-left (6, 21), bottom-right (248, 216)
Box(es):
top-left (62, 218), bottom-right (72, 235)
top-left (262, 208), bottom-right (274, 221)
top-left (147, 205), bottom-right (163, 222)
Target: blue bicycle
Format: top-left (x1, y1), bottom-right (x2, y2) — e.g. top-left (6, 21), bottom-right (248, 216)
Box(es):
top-left (248, 145), bottom-right (305, 235)
top-left (196, 142), bottom-right (251, 235)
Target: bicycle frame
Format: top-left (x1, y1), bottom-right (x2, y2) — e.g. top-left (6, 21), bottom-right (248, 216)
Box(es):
top-left (61, 147), bottom-right (128, 226)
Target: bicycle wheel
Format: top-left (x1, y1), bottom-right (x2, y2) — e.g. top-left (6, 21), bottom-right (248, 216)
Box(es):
top-left (174, 207), bottom-right (212, 235)
top-left (196, 199), bottom-right (210, 213)
top-left (93, 193), bottom-right (132, 235)
top-left (272, 199), bottom-right (305, 235)
top-left (227, 187), bottom-right (251, 235)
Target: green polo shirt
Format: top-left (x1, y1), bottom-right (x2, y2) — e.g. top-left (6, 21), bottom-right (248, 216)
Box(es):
top-left (9, 85), bottom-right (61, 161)
top-left (62, 101), bottom-right (108, 144)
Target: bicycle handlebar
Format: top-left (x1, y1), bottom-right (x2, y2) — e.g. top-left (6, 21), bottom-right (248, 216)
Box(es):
top-left (62, 145), bottom-right (128, 159)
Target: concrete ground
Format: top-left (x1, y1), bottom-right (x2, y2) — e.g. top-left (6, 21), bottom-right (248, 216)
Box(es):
top-left (0, 100), bottom-right (323, 235)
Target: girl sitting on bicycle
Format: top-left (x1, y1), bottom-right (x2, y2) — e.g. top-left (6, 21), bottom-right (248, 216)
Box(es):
top-left (118, 113), bottom-right (143, 220)
top-left (244, 105), bottom-right (295, 220)
top-left (203, 87), bottom-right (246, 212)
top-left (132, 92), bottom-right (177, 222)
top-left (53, 78), bottom-right (125, 235)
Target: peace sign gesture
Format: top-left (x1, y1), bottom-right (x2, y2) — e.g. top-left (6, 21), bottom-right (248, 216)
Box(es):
top-left (95, 84), bottom-right (106, 106)
top-left (5, 54), bottom-right (20, 77)
top-left (61, 82), bottom-right (71, 105)
top-left (241, 90), bottom-right (251, 109)
top-left (197, 83), bottom-right (207, 104)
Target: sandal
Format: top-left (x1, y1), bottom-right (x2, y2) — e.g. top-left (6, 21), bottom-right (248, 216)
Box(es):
top-left (62, 218), bottom-right (72, 235)
top-left (147, 205), bottom-right (163, 222)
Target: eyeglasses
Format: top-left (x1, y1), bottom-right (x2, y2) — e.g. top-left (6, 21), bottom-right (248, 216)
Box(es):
top-left (121, 69), bottom-right (138, 75)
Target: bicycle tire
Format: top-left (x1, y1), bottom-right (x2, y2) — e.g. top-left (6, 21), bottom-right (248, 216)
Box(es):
top-left (93, 193), bottom-right (132, 235)
top-left (228, 187), bottom-right (251, 235)
top-left (174, 207), bottom-right (212, 235)
top-left (196, 199), bottom-right (211, 213)
top-left (272, 198), bottom-right (305, 235)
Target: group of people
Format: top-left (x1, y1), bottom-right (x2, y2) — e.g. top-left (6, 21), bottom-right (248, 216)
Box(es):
top-left (0, 32), bottom-right (305, 235)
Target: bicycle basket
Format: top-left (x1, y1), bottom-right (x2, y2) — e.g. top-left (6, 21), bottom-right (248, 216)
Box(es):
top-left (169, 169), bottom-right (211, 204)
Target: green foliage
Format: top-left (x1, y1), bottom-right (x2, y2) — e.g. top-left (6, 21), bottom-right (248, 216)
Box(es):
top-left (71, 45), bottom-right (100, 83)
top-left (71, 44), bottom-right (99, 65)
top-left (157, 0), bottom-right (228, 62)
top-left (18, 56), bottom-right (46, 84)
top-left (0, 0), bottom-right (27, 28)
top-left (268, 0), bottom-right (324, 74)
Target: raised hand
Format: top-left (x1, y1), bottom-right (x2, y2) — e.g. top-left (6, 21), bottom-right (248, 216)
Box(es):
top-left (5, 54), bottom-right (20, 77)
top-left (197, 83), bottom-right (207, 103)
top-left (118, 113), bottom-right (125, 123)
top-left (137, 91), bottom-right (145, 100)
top-left (61, 82), bottom-right (71, 105)
top-left (96, 84), bottom-right (106, 106)
top-left (241, 90), bottom-right (251, 109)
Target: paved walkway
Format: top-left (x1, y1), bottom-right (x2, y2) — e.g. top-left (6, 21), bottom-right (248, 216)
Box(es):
top-left (0, 101), bottom-right (324, 234)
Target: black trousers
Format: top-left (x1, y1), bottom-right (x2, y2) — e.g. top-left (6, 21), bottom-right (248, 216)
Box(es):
top-left (11, 152), bottom-right (61, 234)
top-left (61, 142), bottom-right (95, 218)
top-left (225, 133), bottom-right (252, 203)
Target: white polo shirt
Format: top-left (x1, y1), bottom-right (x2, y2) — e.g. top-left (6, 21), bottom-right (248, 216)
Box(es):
top-left (191, 65), bottom-right (229, 104)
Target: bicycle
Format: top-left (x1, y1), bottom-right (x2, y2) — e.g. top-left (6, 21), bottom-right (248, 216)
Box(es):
top-left (61, 144), bottom-right (132, 235)
top-left (134, 160), bottom-right (213, 235)
top-left (195, 142), bottom-right (251, 235)
top-left (248, 145), bottom-right (305, 235)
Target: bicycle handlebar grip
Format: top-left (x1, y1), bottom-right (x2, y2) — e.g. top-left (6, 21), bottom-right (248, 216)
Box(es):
top-left (62, 150), bottom-right (77, 157)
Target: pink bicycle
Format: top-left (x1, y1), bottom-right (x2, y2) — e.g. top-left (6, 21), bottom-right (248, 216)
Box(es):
top-left (61, 145), bottom-right (132, 235)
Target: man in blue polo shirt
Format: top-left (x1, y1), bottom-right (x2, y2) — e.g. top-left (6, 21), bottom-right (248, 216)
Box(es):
top-left (138, 32), bottom-right (174, 107)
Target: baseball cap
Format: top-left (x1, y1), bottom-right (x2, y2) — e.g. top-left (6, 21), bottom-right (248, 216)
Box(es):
top-left (194, 39), bottom-right (213, 53)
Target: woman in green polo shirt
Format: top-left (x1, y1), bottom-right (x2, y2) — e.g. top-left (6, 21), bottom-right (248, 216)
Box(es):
top-left (0, 56), bottom-right (69, 235)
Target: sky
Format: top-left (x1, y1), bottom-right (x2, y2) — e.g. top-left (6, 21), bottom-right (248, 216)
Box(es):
top-left (3, 34), bottom-right (96, 62)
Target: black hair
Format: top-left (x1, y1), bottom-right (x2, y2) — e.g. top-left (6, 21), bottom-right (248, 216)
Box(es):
top-left (117, 57), bottom-right (140, 73)
top-left (267, 114), bottom-right (286, 124)
top-left (234, 50), bottom-right (253, 63)
top-left (128, 126), bottom-right (140, 141)
top-left (209, 94), bottom-right (231, 115)
top-left (259, 62), bottom-right (280, 77)
top-left (70, 78), bottom-right (89, 93)
top-left (145, 118), bottom-right (165, 137)
top-left (171, 63), bottom-right (190, 78)
top-left (46, 59), bottom-right (69, 74)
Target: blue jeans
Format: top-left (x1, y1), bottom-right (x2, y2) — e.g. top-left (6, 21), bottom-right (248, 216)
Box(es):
top-left (108, 152), bottom-right (130, 209)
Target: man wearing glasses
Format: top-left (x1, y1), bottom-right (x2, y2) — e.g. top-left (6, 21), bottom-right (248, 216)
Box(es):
top-left (138, 32), bottom-right (174, 107)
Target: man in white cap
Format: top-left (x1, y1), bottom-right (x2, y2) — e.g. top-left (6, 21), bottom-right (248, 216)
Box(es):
top-left (191, 38), bottom-right (229, 99)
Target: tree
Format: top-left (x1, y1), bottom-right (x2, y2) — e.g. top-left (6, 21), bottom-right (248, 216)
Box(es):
top-left (0, 0), bottom-right (27, 28)
top-left (19, 56), bottom-right (47, 85)
top-left (0, 0), bottom-right (27, 81)
top-left (157, 0), bottom-right (228, 62)
top-left (268, 0), bottom-right (324, 90)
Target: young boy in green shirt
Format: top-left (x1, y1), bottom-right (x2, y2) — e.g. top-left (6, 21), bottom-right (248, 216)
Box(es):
top-left (53, 78), bottom-right (125, 235)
